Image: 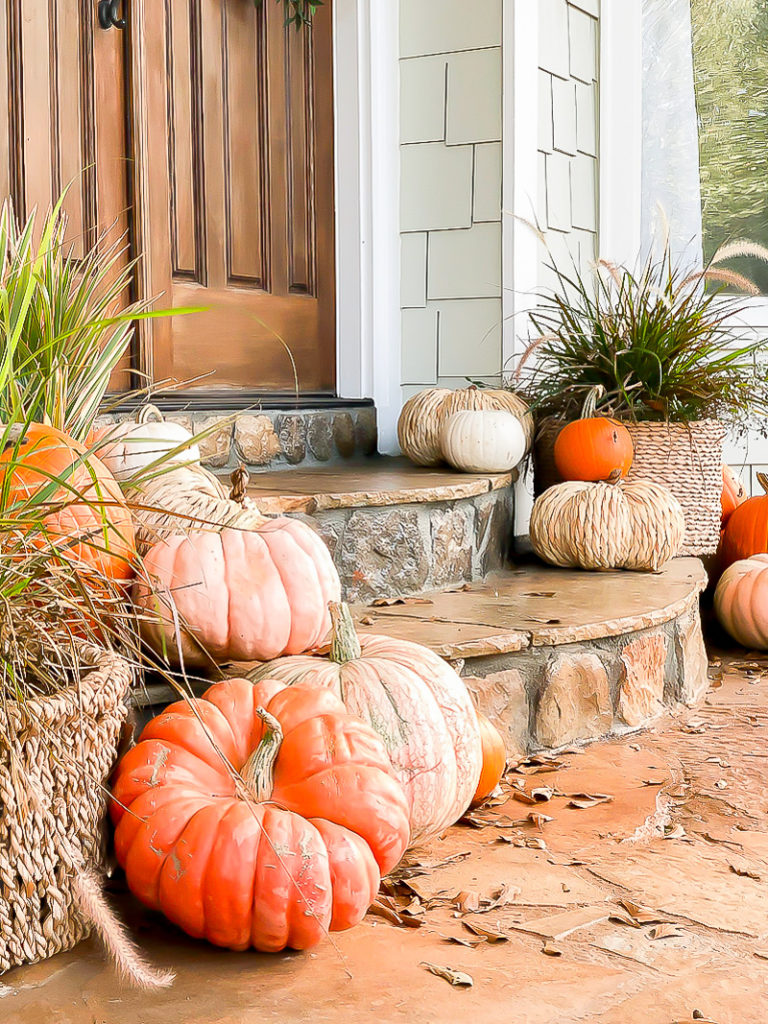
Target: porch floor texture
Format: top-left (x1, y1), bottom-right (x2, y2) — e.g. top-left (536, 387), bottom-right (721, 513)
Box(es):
top-left (5, 651), bottom-right (768, 1023)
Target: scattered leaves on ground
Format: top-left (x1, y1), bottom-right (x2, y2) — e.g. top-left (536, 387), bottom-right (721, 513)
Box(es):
top-left (462, 921), bottom-right (508, 943)
top-left (541, 939), bottom-right (562, 957)
top-left (421, 963), bottom-right (473, 988)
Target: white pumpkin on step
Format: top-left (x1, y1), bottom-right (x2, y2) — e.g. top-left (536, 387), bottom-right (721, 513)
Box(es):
top-left (93, 405), bottom-right (201, 482)
top-left (440, 409), bottom-right (527, 474)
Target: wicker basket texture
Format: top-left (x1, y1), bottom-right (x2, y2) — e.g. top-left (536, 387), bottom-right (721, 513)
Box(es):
top-left (0, 651), bottom-right (132, 971)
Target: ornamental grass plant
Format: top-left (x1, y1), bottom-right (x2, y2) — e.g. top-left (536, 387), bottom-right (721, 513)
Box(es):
top-left (515, 239), bottom-right (768, 431)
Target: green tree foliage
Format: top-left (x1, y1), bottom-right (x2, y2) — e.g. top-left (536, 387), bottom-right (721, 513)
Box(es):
top-left (691, 0), bottom-right (768, 289)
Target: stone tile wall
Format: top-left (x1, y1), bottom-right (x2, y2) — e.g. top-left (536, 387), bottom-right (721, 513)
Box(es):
top-left (96, 407), bottom-right (378, 474)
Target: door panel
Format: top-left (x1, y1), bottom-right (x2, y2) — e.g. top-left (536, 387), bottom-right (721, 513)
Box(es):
top-left (0, 0), bottom-right (132, 385)
top-left (138, 0), bottom-right (336, 394)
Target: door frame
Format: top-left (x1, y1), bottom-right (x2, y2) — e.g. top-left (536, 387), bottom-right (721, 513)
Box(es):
top-left (124, 0), bottom-right (401, 451)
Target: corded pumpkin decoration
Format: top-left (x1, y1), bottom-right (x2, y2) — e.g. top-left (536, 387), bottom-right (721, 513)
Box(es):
top-left (553, 386), bottom-right (634, 483)
top-left (397, 385), bottom-right (533, 467)
top-left (719, 472), bottom-right (768, 570)
top-left (111, 678), bottom-right (410, 952)
top-left (249, 602), bottom-right (483, 844)
top-left (0, 422), bottom-right (136, 580)
top-left (530, 472), bottom-right (684, 572)
top-left (714, 553), bottom-right (768, 650)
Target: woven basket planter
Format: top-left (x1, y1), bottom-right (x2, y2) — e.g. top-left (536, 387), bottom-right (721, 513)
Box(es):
top-left (0, 650), bottom-right (132, 972)
top-left (533, 418), bottom-right (726, 557)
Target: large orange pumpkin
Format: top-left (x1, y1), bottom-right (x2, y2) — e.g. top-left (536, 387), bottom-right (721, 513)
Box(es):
top-left (0, 423), bottom-right (135, 580)
top-left (111, 678), bottom-right (410, 952)
top-left (133, 519), bottom-right (341, 667)
top-left (719, 473), bottom-right (768, 570)
top-left (249, 603), bottom-right (483, 844)
top-left (721, 464), bottom-right (747, 527)
top-left (471, 713), bottom-right (506, 807)
top-left (553, 388), bottom-right (634, 483)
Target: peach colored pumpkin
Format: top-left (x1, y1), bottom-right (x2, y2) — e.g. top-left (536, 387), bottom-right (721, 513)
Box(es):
top-left (714, 553), bottom-right (768, 650)
top-left (133, 520), bottom-right (340, 667)
top-left (249, 603), bottom-right (483, 844)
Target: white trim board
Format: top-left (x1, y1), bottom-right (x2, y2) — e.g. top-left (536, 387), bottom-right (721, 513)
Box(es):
top-left (333, 0), bottom-right (402, 454)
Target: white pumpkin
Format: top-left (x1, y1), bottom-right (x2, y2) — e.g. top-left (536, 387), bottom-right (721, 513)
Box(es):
top-left (440, 409), bottom-right (527, 474)
top-left (94, 405), bottom-right (200, 482)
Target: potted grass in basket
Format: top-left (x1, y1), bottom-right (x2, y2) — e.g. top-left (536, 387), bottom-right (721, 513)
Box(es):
top-left (0, 196), bottom-right (183, 983)
top-left (516, 241), bottom-right (768, 556)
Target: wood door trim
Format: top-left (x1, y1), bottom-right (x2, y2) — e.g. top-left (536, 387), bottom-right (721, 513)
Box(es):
top-left (126, 0), bottom-right (154, 383)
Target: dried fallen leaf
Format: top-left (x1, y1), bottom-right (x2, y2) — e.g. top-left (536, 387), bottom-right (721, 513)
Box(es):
top-left (441, 933), bottom-right (485, 948)
top-left (618, 899), bottom-right (674, 925)
top-left (648, 923), bottom-right (684, 940)
top-left (753, 949), bottom-right (768, 961)
top-left (527, 811), bottom-right (553, 830)
top-left (522, 591), bottom-right (556, 597)
top-left (512, 790), bottom-right (538, 806)
top-left (567, 793), bottom-right (614, 810)
top-left (531, 786), bottom-right (555, 802)
top-left (421, 962), bottom-right (473, 988)
top-left (729, 859), bottom-right (761, 881)
top-left (484, 883), bottom-right (518, 911)
top-left (714, 779), bottom-right (728, 790)
top-left (452, 891), bottom-right (481, 914)
top-left (462, 921), bottom-right (508, 943)
top-left (372, 596), bottom-right (433, 607)
top-left (663, 824), bottom-right (689, 841)
top-left (609, 912), bottom-right (642, 929)
top-left (513, 755), bottom-right (565, 775)
top-left (359, 615), bottom-right (375, 626)
top-left (541, 939), bottom-right (562, 957)
top-left (643, 779), bottom-right (665, 787)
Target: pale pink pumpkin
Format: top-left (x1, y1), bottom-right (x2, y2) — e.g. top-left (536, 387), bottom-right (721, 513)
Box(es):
top-left (714, 553), bottom-right (768, 650)
top-left (133, 519), bottom-right (341, 667)
top-left (249, 603), bottom-right (483, 844)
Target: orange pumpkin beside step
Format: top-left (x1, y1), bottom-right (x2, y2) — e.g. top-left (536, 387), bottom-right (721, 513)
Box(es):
top-left (111, 678), bottom-right (410, 952)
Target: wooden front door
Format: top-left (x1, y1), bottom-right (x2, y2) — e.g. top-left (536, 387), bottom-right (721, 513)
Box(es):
top-left (132, 0), bottom-right (337, 396)
top-left (0, 0), bottom-right (132, 385)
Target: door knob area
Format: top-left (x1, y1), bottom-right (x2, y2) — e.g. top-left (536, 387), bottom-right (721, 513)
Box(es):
top-left (98, 0), bottom-right (126, 29)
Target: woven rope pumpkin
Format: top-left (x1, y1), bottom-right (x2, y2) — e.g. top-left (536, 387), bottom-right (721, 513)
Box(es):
top-left (530, 476), bottom-right (685, 572)
top-left (127, 465), bottom-right (266, 554)
top-left (398, 386), bottom-right (533, 467)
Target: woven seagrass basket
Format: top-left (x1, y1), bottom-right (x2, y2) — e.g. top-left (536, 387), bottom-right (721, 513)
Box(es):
top-left (533, 418), bottom-right (726, 557)
top-left (0, 649), bottom-right (132, 972)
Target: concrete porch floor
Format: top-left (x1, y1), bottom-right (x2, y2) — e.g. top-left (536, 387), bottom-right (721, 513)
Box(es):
top-left (5, 652), bottom-right (768, 1023)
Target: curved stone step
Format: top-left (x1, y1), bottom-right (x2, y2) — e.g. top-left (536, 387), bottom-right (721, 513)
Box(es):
top-left (351, 557), bottom-right (709, 757)
top-left (244, 456), bottom-right (517, 602)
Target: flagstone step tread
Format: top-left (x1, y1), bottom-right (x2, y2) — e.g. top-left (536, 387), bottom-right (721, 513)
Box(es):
top-left (351, 557), bottom-right (708, 660)
top-left (242, 456), bottom-right (516, 515)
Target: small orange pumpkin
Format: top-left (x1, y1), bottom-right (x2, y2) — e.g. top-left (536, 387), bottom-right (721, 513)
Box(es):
top-left (471, 714), bottom-right (506, 806)
top-left (0, 423), bottom-right (136, 581)
top-left (720, 472), bottom-right (768, 571)
top-left (554, 387), bottom-right (634, 483)
top-left (721, 464), bottom-right (747, 527)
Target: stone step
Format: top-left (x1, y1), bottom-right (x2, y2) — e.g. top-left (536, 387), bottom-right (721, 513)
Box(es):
top-left (244, 456), bottom-right (517, 602)
top-left (350, 556), bottom-right (709, 758)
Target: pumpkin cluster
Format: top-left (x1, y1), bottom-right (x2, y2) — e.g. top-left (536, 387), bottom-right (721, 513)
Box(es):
top-left (398, 385), bottom-right (532, 473)
top-left (91, 407), bottom-right (506, 955)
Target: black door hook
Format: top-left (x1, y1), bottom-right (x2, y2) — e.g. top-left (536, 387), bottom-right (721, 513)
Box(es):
top-left (98, 0), bottom-right (126, 29)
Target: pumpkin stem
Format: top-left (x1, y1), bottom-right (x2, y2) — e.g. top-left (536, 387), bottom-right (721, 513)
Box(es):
top-left (606, 468), bottom-right (623, 486)
top-left (240, 707), bottom-right (283, 802)
top-left (329, 601), bottom-right (362, 663)
top-left (580, 385), bottom-right (606, 420)
top-left (758, 472), bottom-right (768, 495)
top-left (230, 463), bottom-right (250, 506)
top-left (136, 404), bottom-right (165, 425)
